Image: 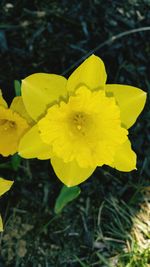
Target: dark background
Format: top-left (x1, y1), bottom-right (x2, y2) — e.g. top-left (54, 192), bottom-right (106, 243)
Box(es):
top-left (0, 1), bottom-right (150, 266)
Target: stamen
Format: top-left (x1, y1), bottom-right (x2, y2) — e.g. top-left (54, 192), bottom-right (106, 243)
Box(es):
top-left (0, 119), bottom-right (16, 131)
top-left (70, 112), bottom-right (88, 136)
top-left (77, 125), bottom-right (82, 130)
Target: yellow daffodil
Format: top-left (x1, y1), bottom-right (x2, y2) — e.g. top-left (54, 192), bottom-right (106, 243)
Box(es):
top-left (0, 91), bottom-right (31, 156)
top-left (0, 177), bottom-right (14, 231)
top-left (18, 55), bottom-right (147, 186)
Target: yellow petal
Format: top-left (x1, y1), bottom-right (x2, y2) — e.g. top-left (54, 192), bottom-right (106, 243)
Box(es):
top-left (111, 139), bottom-right (137, 172)
top-left (21, 73), bottom-right (67, 121)
top-left (51, 156), bottom-right (95, 187)
top-left (0, 215), bottom-right (3, 232)
top-left (106, 84), bottom-right (147, 129)
top-left (0, 90), bottom-right (8, 108)
top-left (67, 54), bottom-right (107, 93)
top-left (0, 177), bottom-right (14, 196)
top-left (19, 124), bottom-right (52, 159)
top-left (10, 96), bottom-right (33, 124)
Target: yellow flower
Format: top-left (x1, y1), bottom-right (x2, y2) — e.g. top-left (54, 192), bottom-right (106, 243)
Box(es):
top-left (0, 91), bottom-right (31, 156)
top-left (18, 55), bottom-right (147, 186)
top-left (0, 177), bottom-right (14, 231)
top-left (38, 86), bottom-right (128, 168)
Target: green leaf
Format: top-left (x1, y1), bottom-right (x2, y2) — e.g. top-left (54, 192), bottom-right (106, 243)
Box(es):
top-left (14, 80), bottom-right (21, 96)
top-left (11, 154), bottom-right (21, 171)
top-left (54, 185), bottom-right (81, 214)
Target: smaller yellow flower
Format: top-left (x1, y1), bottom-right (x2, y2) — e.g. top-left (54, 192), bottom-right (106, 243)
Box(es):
top-left (0, 177), bottom-right (14, 231)
top-left (0, 91), bottom-right (31, 156)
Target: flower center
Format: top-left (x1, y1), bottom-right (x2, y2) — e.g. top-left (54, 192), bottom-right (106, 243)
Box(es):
top-left (0, 119), bottom-right (16, 131)
top-left (70, 112), bottom-right (92, 136)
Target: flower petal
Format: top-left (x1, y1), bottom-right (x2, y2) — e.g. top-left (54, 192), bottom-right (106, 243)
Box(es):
top-left (10, 96), bottom-right (33, 124)
top-left (51, 156), bottom-right (95, 187)
top-left (0, 90), bottom-right (8, 108)
top-left (0, 177), bottom-right (14, 196)
top-left (110, 139), bottom-right (137, 172)
top-left (67, 55), bottom-right (107, 93)
top-left (19, 124), bottom-right (52, 159)
top-left (0, 215), bottom-right (3, 232)
top-left (106, 84), bottom-right (147, 129)
top-left (21, 74), bottom-right (67, 121)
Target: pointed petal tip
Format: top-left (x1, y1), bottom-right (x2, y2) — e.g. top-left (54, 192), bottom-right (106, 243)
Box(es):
top-left (67, 54), bottom-right (106, 93)
top-left (51, 157), bottom-right (95, 187)
top-left (65, 184), bottom-right (71, 188)
top-left (106, 84), bottom-right (147, 129)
